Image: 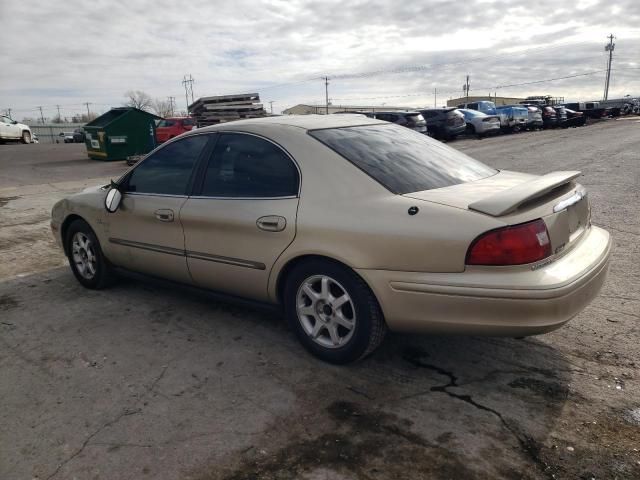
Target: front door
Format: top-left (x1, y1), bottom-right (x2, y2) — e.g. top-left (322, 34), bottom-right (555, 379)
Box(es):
top-left (180, 132), bottom-right (300, 302)
top-left (104, 134), bottom-right (211, 284)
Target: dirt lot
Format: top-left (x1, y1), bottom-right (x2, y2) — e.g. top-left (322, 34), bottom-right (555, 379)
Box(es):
top-left (1, 120), bottom-right (639, 480)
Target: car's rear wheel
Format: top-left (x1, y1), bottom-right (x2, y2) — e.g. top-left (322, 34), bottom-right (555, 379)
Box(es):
top-left (65, 219), bottom-right (115, 289)
top-left (21, 131), bottom-right (31, 144)
top-left (284, 259), bottom-right (386, 364)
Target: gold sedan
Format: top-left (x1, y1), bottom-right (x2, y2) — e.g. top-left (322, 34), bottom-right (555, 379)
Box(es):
top-left (51, 115), bottom-right (611, 363)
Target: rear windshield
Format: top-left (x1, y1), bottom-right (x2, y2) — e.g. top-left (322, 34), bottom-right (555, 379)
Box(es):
top-left (405, 113), bottom-right (425, 124)
top-left (157, 120), bottom-right (175, 127)
top-left (309, 124), bottom-right (497, 194)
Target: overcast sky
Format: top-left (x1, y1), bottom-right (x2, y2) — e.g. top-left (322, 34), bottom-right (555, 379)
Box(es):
top-left (1, 0), bottom-right (639, 120)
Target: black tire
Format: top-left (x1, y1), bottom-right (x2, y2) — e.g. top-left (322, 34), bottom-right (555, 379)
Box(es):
top-left (284, 259), bottom-right (387, 364)
top-left (21, 131), bottom-right (31, 144)
top-left (65, 219), bottom-right (115, 289)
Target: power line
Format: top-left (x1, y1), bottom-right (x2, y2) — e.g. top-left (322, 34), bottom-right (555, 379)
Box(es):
top-left (332, 69), bottom-right (609, 103)
top-left (328, 40), bottom-right (597, 80)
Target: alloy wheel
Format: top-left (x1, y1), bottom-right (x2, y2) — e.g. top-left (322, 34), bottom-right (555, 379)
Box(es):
top-left (296, 275), bottom-right (356, 349)
top-left (71, 232), bottom-right (97, 280)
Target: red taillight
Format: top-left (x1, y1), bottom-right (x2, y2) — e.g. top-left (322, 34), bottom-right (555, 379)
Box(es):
top-left (466, 219), bottom-right (551, 266)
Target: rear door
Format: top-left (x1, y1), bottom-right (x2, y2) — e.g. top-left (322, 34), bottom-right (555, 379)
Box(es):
top-left (180, 132), bottom-right (300, 302)
top-left (105, 134), bottom-right (212, 283)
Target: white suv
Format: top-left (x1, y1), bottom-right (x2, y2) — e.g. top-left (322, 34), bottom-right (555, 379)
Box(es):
top-left (0, 116), bottom-right (33, 143)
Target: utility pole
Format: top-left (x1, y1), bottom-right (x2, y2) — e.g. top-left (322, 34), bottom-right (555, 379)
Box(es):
top-left (168, 96), bottom-right (176, 116)
top-left (323, 76), bottom-right (330, 115)
top-left (37, 106), bottom-right (45, 124)
top-left (463, 75), bottom-right (470, 104)
top-left (55, 105), bottom-right (62, 121)
top-left (84, 102), bottom-right (92, 117)
top-left (182, 75), bottom-right (195, 112)
top-left (603, 33), bottom-right (615, 101)
top-left (268, 101), bottom-right (274, 115)
top-left (433, 88), bottom-right (437, 108)
top-left (6, 108), bottom-right (11, 119)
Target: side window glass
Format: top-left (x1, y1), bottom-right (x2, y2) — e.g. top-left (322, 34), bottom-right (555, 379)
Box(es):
top-left (126, 134), bottom-right (209, 195)
top-left (201, 133), bottom-right (298, 198)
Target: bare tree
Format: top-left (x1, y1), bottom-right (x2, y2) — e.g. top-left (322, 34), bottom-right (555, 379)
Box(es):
top-left (152, 98), bottom-right (173, 118)
top-left (124, 90), bottom-right (153, 111)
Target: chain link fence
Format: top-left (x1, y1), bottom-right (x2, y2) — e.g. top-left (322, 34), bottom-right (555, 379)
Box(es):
top-left (29, 123), bottom-right (86, 144)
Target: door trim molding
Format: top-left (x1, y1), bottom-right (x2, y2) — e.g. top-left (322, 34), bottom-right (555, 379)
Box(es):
top-left (108, 238), bottom-right (184, 256)
top-left (108, 237), bottom-right (265, 270)
top-left (186, 250), bottom-right (266, 270)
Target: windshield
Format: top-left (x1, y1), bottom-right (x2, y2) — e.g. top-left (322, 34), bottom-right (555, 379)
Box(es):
top-left (309, 124), bottom-right (497, 194)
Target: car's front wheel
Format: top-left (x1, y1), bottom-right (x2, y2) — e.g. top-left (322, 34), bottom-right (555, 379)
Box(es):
top-left (284, 259), bottom-right (386, 364)
top-left (21, 131), bottom-right (31, 144)
top-left (65, 219), bottom-right (115, 289)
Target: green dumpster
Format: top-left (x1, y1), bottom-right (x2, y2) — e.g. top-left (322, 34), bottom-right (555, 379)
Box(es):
top-left (84, 107), bottom-right (162, 161)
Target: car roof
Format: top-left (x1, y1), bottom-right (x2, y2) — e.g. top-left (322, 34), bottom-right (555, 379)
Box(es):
top-left (194, 114), bottom-right (385, 132)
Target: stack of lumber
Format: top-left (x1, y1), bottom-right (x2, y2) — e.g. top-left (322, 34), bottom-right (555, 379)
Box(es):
top-left (188, 93), bottom-right (266, 126)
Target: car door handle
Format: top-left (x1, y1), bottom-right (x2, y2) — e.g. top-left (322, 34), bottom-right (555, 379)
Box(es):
top-left (256, 215), bottom-right (286, 232)
top-left (154, 209), bottom-right (174, 222)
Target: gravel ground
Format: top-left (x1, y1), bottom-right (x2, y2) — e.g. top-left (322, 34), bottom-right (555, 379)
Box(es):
top-left (0, 119), bottom-right (639, 480)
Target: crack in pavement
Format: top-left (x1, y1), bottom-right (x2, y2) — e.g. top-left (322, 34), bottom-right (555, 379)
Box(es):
top-left (402, 348), bottom-right (555, 480)
top-left (43, 365), bottom-right (169, 479)
top-left (44, 407), bottom-right (142, 480)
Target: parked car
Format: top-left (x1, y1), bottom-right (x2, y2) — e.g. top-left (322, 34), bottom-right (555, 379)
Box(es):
top-left (540, 106), bottom-right (558, 129)
top-left (582, 102), bottom-right (609, 119)
top-left (73, 128), bottom-right (86, 143)
top-left (0, 115), bottom-right (32, 143)
top-left (495, 106), bottom-right (528, 132)
top-left (155, 117), bottom-right (196, 143)
top-left (59, 132), bottom-right (76, 143)
top-left (419, 108), bottom-right (466, 139)
top-left (457, 109), bottom-right (501, 137)
top-left (565, 102), bottom-right (608, 119)
top-left (456, 101), bottom-right (498, 116)
top-left (553, 106), bottom-right (569, 128)
top-left (51, 115), bottom-right (611, 364)
top-left (563, 108), bottom-right (587, 127)
top-left (364, 111), bottom-right (427, 134)
top-left (522, 105), bottom-right (544, 130)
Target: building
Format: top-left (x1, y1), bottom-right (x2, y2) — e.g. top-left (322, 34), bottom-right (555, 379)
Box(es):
top-left (282, 104), bottom-right (415, 115)
top-left (446, 95), bottom-right (526, 107)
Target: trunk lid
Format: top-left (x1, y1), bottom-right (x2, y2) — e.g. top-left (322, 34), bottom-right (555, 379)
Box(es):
top-left (404, 170), bottom-right (591, 259)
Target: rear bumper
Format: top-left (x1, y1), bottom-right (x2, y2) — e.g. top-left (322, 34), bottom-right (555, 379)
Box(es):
top-left (357, 226), bottom-right (611, 336)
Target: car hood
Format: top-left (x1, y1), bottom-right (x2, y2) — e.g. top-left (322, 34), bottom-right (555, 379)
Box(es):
top-left (402, 170), bottom-right (536, 211)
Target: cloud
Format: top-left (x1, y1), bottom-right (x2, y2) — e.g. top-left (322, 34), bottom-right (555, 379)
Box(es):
top-left (1, 0), bottom-right (638, 119)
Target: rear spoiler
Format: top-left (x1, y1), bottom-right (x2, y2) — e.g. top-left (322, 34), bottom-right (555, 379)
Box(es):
top-left (468, 171), bottom-right (582, 216)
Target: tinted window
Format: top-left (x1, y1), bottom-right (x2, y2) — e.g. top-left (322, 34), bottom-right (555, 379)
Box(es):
top-left (127, 135), bottom-right (209, 195)
top-left (201, 133), bottom-right (298, 197)
top-left (309, 124), bottom-right (496, 194)
top-left (157, 120), bottom-right (175, 127)
top-left (183, 118), bottom-right (194, 126)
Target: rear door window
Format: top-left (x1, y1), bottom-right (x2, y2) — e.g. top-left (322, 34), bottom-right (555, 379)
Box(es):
top-left (309, 124), bottom-right (496, 194)
top-left (200, 133), bottom-right (299, 197)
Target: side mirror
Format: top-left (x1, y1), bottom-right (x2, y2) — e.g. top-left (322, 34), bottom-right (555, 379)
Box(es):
top-left (12, 120), bottom-right (18, 125)
top-left (105, 182), bottom-right (123, 213)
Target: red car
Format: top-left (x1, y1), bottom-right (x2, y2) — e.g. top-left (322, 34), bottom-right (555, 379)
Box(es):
top-left (155, 117), bottom-right (196, 143)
